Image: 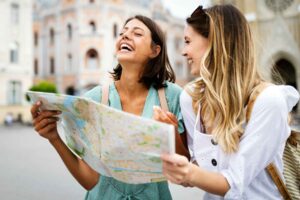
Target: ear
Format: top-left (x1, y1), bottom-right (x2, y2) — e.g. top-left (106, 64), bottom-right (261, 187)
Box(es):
top-left (149, 45), bottom-right (161, 59)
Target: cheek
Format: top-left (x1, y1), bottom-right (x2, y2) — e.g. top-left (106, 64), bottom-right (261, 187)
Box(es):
top-left (195, 45), bottom-right (207, 58)
top-left (137, 41), bottom-right (153, 56)
top-left (115, 37), bottom-right (122, 50)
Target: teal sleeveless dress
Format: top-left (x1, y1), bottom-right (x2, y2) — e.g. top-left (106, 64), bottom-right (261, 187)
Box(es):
top-left (83, 82), bottom-right (184, 200)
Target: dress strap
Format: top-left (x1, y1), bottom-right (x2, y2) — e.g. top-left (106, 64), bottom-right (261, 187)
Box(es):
top-left (101, 84), bottom-right (109, 105)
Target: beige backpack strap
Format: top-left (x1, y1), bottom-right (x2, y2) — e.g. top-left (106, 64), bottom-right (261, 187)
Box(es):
top-left (266, 163), bottom-right (292, 200)
top-left (101, 84), bottom-right (109, 105)
top-left (158, 87), bottom-right (169, 111)
top-left (246, 82), bottom-right (292, 200)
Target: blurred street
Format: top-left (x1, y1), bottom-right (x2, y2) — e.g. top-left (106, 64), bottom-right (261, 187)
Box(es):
top-left (0, 125), bottom-right (204, 200)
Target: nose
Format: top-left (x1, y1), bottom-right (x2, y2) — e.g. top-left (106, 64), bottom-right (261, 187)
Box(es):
top-left (182, 47), bottom-right (187, 57)
top-left (121, 31), bottom-right (130, 40)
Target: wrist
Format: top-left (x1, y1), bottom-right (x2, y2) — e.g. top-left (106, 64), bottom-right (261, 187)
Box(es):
top-left (49, 137), bottom-right (62, 146)
top-left (185, 162), bottom-right (197, 186)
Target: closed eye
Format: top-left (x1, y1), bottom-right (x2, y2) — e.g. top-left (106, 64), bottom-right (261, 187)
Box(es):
top-left (134, 32), bottom-right (143, 36)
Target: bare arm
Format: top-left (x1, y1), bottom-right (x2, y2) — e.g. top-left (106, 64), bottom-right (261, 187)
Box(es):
top-left (31, 101), bottom-right (99, 190)
top-left (161, 153), bottom-right (229, 196)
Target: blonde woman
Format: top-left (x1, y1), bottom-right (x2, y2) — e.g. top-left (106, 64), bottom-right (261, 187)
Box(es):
top-left (160, 4), bottom-right (299, 199)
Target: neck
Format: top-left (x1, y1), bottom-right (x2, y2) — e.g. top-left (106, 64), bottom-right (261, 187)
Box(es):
top-left (116, 63), bottom-right (148, 96)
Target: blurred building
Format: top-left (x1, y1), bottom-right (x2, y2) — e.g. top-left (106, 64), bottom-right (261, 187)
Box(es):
top-left (0, 0), bottom-right (33, 124)
top-left (213, 0), bottom-right (300, 110)
top-left (33, 0), bottom-right (190, 95)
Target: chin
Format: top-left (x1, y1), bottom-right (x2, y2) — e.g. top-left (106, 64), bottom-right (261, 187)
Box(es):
top-left (190, 69), bottom-right (199, 76)
top-left (116, 54), bottom-right (134, 62)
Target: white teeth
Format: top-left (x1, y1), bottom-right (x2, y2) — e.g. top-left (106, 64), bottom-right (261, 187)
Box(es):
top-left (120, 43), bottom-right (133, 51)
top-left (188, 59), bottom-right (193, 64)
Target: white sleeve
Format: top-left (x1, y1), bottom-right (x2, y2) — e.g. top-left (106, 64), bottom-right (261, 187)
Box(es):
top-left (180, 90), bottom-right (197, 160)
top-left (221, 86), bottom-right (299, 199)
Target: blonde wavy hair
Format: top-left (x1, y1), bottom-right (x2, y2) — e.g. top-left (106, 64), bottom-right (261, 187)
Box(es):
top-left (186, 4), bottom-right (262, 153)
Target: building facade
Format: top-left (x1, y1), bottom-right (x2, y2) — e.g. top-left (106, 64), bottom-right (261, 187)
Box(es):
top-left (213, 0), bottom-right (300, 109)
top-left (0, 0), bottom-right (33, 124)
top-left (33, 0), bottom-right (190, 95)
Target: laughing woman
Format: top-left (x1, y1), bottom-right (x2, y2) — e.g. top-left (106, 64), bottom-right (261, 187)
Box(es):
top-left (160, 4), bottom-right (299, 200)
top-left (31, 15), bottom-right (189, 200)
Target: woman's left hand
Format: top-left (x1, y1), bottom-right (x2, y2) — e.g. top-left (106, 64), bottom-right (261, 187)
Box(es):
top-left (152, 106), bottom-right (178, 129)
top-left (161, 153), bottom-right (193, 186)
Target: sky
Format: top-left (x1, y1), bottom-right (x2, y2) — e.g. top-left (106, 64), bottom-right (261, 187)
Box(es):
top-left (161, 0), bottom-right (211, 19)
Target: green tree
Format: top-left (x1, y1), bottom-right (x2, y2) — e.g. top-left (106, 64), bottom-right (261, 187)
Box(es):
top-left (26, 81), bottom-right (57, 101)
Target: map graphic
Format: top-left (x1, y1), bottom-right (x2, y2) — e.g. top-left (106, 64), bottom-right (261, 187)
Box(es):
top-left (27, 91), bottom-right (175, 184)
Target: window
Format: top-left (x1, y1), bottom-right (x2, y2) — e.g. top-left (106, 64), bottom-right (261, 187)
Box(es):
top-left (50, 28), bottom-right (55, 45)
top-left (113, 23), bottom-right (118, 38)
top-left (67, 24), bottom-right (72, 40)
top-left (89, 21), bottom-right (96, 33)
top-left (34, 59), bottom-right (38, 75)
top-left (11, 3), bottom-right (19, 24)
top-left (50, 57), bottom-right (55, 74)
top-left (7, 81), bottom-right (22, 105)
top-left (86, 49), bottom-right (99, 69)
top-left (10, 42), bottom-right (19, 64)
top-left (34, 32), bottom-right (38, 46)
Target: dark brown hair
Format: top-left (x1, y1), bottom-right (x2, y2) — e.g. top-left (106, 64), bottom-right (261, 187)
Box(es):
top-left (186, 5), bottom-right (210, 38)
top-left (110, 15), bottom-right (175, 89)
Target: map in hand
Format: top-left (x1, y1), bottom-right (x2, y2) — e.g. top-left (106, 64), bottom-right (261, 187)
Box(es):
top-left (27, 91), bottom-right (175, 184)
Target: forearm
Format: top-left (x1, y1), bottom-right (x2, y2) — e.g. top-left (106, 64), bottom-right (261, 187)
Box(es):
top-left (188, 164), bottom-right (230, 196)
top-left (50, 138), bottom-right (99, 190)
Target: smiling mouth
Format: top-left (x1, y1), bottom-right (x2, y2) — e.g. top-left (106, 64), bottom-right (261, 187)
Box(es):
top-left (120, 43), bottom-right (134, 52)
top-left (188, 59), bottom-right (193, 65)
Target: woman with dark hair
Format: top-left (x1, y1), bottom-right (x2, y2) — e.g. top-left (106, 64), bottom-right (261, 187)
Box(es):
top-left (30, 15), bottom-right (189, 199)
top-left (160, 4), bottom-right (299, 199)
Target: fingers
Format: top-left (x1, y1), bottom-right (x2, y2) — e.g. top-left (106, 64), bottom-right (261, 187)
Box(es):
top-left (153, 106), bottom-right (167, 119)
top-left (164, 172), bottom-right (181, 184)
top-left (38, 121), bottom-right (57, 136)
top-left (33, 110), bottom-right (61, 125)
top-left (34, 117), bottom-right (59, 132)
top-left (166, 112), bottom-right (178, 124)
top-left (161, 153), bottom-right (191, 184)
top-left (31, 101), bottom-right (41, 118)
top-left (163, 162), bottom-right (188, 184)
top-left (153, 106), bottom-right (176, 126)
top-left (161, 153), bottom-right (188, 166)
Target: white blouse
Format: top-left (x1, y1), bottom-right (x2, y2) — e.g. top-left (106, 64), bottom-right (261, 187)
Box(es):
top-left (180, 85), bottom-right (299, 200)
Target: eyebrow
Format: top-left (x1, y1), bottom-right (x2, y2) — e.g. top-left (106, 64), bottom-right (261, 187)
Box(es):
top-left (184, 36), bottom-right (190, 40)
top-left (122, 26), bottom-right (145, 32)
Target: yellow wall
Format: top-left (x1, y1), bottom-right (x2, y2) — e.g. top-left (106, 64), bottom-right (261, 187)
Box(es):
top-left (0, 105), bottom-right (32, 125)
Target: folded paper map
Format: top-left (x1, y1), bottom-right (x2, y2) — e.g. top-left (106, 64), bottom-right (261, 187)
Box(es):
top-left (27, 91), bottom-right (175, 184)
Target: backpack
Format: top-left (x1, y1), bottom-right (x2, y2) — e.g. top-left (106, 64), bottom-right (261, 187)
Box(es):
top-left (246, 83), bottom-right (300, 200)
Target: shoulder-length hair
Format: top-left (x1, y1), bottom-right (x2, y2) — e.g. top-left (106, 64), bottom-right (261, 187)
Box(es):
top-left (110, 15), bottom-right (175, 89)
top-left (186, 5), bottom-right (262, 153)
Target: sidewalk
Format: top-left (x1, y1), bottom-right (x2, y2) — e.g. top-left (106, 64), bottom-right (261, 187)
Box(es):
top-left (0, 125), bottom-right (204, 200)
